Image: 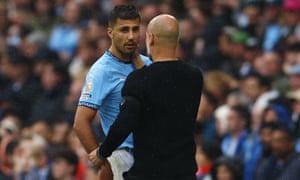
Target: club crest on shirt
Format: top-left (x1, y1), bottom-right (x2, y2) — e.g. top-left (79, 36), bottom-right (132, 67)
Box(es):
top-left (84, 80), bottom-right (93, 93)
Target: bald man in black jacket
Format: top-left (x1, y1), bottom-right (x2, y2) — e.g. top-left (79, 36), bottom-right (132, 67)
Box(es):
top-left (92, 14), bottom-right (203, 180)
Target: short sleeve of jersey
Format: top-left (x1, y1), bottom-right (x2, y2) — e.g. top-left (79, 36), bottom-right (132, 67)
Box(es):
top-left (78, 63), bottom-right (112, 110)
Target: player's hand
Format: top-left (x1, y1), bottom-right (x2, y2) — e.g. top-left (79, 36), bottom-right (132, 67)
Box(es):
top-left (132, 49), bottom-right (145, 69)
top-left (88, 147), bottom-right (106, 168)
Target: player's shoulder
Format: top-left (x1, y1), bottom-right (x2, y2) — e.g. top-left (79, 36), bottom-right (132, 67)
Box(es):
top-left (87, 54), bottom-right (111, 76)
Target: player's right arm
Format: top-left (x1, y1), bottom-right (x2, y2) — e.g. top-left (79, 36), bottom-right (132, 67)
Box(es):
top-left (73, 61), bottom-right (111, 154)
top-left (73, 106), bottom-right (99, 153)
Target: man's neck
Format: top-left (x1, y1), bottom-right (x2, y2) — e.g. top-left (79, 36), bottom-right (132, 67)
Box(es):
top-left (109, 47), bottom-right (132, 63)
top-left (150, 46), bottom-right (177, 62)
top-left (153, 58), bottom-right (178, 62)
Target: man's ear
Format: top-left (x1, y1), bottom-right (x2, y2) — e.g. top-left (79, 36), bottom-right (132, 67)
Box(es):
top-left (149, 33), bottom-right (154, 45)
top-left (107, 27), bottom-right (113, 38)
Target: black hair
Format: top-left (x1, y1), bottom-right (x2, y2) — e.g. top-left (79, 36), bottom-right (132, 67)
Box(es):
top-left (108, 5), bottom-right (140, 27)
top-left (34, 46), bottom-right (59, 62)
top-left (200, 140), bottom-right (222, 161)
top-left (211, 156), bottom-right (243, 180)
top-left (273, 124), bottom-right (297, 141)
top-left (53, 148), bottom-right (79, 175)
top-left (230, 105), bottom-right (251, 124)
top-left (241, 72), bottom-right (272, 89)
top-left (45, 60), bottom-right (70, 83)
top-left (259, 121), bottom-right (279, 132)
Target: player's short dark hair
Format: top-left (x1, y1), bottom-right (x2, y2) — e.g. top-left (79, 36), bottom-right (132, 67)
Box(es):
top-left (108, 5), bottom-right (141, 27)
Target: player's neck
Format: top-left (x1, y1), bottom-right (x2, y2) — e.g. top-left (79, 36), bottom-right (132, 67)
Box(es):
top-left (109, 47), bottom-right (132, 63)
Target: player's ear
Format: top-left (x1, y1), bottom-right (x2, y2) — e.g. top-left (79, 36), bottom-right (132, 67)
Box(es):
top-left (107, 27), bottom-right (113, 38)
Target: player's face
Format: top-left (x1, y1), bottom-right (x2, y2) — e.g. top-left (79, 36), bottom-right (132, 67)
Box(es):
top-left (108, 18), bottom-right (140, 57)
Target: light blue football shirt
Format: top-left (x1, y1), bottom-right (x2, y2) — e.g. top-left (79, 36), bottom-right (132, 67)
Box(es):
top-left (78, 50), bottom-right (151, 149)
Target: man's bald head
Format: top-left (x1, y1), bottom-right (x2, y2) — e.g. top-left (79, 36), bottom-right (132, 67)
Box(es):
top-left (147, 14), bottom-right (179, 47)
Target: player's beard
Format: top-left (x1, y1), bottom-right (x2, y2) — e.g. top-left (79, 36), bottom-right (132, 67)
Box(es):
top-left (116, 45), bottom-right (135, 62)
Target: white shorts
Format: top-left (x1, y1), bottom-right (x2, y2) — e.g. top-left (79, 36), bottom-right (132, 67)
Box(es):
top-left (107, 149), bottom-right (134, 180)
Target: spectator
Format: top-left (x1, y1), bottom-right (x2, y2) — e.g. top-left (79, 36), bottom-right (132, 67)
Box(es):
top-left (80, 0), bottom-right (102, 22)
top-left (196, 140), bottom-right (222, 180)
top-left (0, 114), bottom-right (21, 180)
top-left (48, 0), bottom-right (82, 62)
top-left (239, 1), bottom-right (262, 37)
top-left (51, 120), bottom-right (71, 147)
top-left (0, 46), bottom-right (40, 124)
top-left (281, 0), bottom-right (300, 44)
top-left (84, 15), bottom-right (109, 43)
top-left (243, 122), bottom-right (278, 180)
top-left (0, 140), bottom-right (18, 180)
top-left (214, 105), bottom-right (230, 139)
top-left (282, 42), bottom-right (300, 75)
top-left (287, 64), bottom-right (300, 91)
top-left (196, 91), bottom-right (219, 142)
top-left (47, 148), bottom-right (79, 180)
top-left (228, 30), bottom-right (250, 78)
top-left (257, 51), bottom-right (289, 95)
top-left (262, 103), bottom-right (294, 130)
top-left (0, 2), bottom-right (9, 53)
top-left (261, 0), bottom-right (283, 52)
top-left (221, 105), bottom-right (249, 160)
top-left (28, 0), bottom-right (57, 38)
top-left (240, 72), bottom-right (279, 112)
top-left (178, 17), bottom-right (198, 61)
top-left (13, 133), bottom-right (49, 180)
top-left (211, 156), bottom-right (244, 180)
top-left (29, 60), bottom-right (69, 125)
top-left (204, 71), bottom-right (237, 105)
top-left (68, 38), bottom-right (98, 79)
top-left (239, 37), bottom-right (261, 78)
top-left (256, 125), bottom-right (300, 180)
top-left (32, 46), bottom-right (59, 81)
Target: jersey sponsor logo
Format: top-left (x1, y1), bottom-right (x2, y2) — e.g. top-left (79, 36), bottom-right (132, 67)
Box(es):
top-left (84, 80), bottom-right (93, 92)
top-left (80, 93), bottom-right (92, 99)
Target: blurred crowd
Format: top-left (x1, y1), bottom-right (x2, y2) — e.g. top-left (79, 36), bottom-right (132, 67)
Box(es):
top-left (0, 0), bottom-right (300, 180)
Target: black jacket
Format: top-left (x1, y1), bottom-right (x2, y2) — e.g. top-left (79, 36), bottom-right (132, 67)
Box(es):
top-left (99, 61), bottom-right (203, 179)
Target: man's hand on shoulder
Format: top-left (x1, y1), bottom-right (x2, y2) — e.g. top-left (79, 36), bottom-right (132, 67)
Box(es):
top-left (132, 49), bottom-right (145, 69)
